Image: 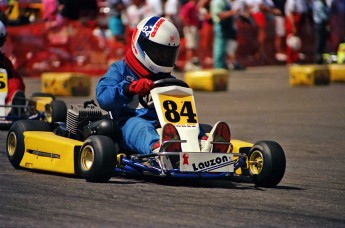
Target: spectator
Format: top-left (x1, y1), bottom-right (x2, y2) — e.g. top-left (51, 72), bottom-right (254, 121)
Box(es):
top-left (59, 0), bottom-right (98, 21)
top-left (328, 0), bottom-right (345, 53)
top-left (42, 0), bottom-right (59, 22)
top-left (284, 0), bottom-right (308, 63)
top-left (107, 0), bottom-right (126, 42)
top-left (211, 0), bottom-right (245, 69)
top-left (312, 0), bottom-right (329, 64)
top-left (42, 0), bottom-right (65, 28)
top-left (58, 0), bottom-right (81, 20)
top-left (272, 0), bottom-right (287, 61)
top-left (125, 0), bottom-right (154, 49)
top-left (228, 0), bottom-right (246, 69)
top-left (245, 0), bottom-right (275, 62)
top-left (164, 0), bottom-right (183, 35)
top-left (147, 0), bottom-right (164, 16)
top-left (198, 0), bottom-right (214, 66)
top-left (179, 0), bottom-right (201, 71)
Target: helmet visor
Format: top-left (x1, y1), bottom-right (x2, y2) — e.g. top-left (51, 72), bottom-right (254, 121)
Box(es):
top-left (138, 35), bottom-right (179, 67)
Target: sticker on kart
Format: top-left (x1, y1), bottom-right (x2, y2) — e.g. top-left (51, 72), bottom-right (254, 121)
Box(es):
top-left (158, 94), bottom-right (198, 126)
top-left (0, 68), bottom-right (8, 93)
top-left (179, 152), bottom-right (234, 172)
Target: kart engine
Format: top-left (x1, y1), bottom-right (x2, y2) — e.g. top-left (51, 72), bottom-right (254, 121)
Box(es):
top-left (66, 102), bottom-right (103, 140)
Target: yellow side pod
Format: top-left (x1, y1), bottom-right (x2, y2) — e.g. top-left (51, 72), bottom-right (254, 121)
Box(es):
top-left (231, 139), bottom-right (253, 153)
top-left (20, 132), bottom-right (83, 174)
top-left (231, 139), bottom-right (253, 175)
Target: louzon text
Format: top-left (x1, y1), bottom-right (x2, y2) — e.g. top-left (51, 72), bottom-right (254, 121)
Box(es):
top-left (192, 155), bottom-right (233, 172)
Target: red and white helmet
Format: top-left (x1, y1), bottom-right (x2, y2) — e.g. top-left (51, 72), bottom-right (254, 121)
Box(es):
top-left (0, 20), bottom-right (6, 47)
top-left (131, 16), bottom-right (180, 74)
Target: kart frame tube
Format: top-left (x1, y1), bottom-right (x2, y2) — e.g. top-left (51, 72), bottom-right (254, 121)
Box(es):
top-left (116, 154), bottom-right (247, 180)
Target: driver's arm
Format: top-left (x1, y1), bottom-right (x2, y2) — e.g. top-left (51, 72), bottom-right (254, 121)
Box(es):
top-left (123, 78), bottom-right (154, 97)
top-left (96, 62), bottom-right (133, 113)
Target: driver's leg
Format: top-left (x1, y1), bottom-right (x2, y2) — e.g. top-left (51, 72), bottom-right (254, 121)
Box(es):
top-left (6, 90), bottom-right (26, 117)
top-left (159, 123), bottom-right (181, 169)
top-left (201, 121), bottom-right (231, 152)
top-left (120, 117), bottom-right (159, 154)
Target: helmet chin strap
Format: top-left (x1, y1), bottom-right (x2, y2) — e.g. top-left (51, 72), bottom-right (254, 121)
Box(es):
top-left (124, 48), bottom-right (151, 79)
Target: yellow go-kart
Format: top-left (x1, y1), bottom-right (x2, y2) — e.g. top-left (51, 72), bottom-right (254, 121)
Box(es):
top-left (6, 79), bottom-right (286, 187)
top-left (0, 69), bottom-right (67, 129)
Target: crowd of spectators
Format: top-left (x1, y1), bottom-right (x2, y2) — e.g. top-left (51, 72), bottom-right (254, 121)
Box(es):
top-left (2, 0), bottom-right (345, 70)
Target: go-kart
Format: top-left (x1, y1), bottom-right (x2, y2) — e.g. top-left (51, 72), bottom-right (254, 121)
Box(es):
top-left (0, 69), bottom-right (67, 129)
top-left (6, 78), bottom-right (286, 187)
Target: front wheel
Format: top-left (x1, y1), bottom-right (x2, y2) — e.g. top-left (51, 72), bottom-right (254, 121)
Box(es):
top-left (248, 141), bottom-right (286, 187)
top-left (78, 135), bottom-right (118, 183)
top-left (7, 120), bottom-right (51, 168)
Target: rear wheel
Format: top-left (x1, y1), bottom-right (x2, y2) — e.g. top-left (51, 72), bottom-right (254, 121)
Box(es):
top-left (248, 141), bottom-right (286, 187)
top-left (45, 100), bottom-right (67, 123)
top-left (78, 135), bottom-right (118, 183)
top-left (7, 120), bottom-right (51, 168)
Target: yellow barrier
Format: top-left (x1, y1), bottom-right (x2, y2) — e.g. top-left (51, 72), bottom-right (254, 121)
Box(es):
top-left (328, 64), bottom-right (345, 82)
top-left (184, 69), bottom-right (229, 91)
top-left (289, 65), bottom-right (330, 86)
top-left (41, 72), bottom-right (91, 96)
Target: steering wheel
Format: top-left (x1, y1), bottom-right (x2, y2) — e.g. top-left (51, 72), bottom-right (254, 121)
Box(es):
top-left (154, 78), bottom-right (189, 88)
top-left (139, 78), bottom-right (189, 108)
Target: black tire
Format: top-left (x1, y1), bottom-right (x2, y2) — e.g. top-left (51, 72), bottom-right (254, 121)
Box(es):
top-left (6, 120), bottom-right (51, 169)
top-left (45, 100), bottom-right (67, 123)
top-left (78, 135), bottom-right (118, 183)
top-left (248, 141), bottom-right (286, 187)
top-left (31, 92), bottom-right (56, 100)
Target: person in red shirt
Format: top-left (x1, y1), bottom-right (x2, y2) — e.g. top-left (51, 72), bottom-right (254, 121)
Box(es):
top-left (0, 20), bottom-right (25, 112)
top-left (179, 0), bottom-right (201, 71)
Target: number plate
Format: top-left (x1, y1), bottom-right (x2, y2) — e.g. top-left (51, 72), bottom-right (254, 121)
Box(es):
top-left (158, 94), bottom-right (198, 126)
top-left (179, 152), bottom-right (234, 172)
top-left (0, 68), bottom-right (8, 93)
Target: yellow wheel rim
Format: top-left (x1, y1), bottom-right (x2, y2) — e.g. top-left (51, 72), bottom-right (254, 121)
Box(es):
top-left (7, 132), bottom-right (17, 157)
top-left (45, 105), bottom-right (52, 123)
top-left (80, 145), bottom-right (94, 172)
top-left (249, 150), bottom-right (264, 175)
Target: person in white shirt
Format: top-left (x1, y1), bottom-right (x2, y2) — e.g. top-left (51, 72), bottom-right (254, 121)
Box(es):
top-left (312, 0), bottom-right (329, 64)
top-left (284, 0), bottom-right (308, 63)
top-left (125, 0), bottom-right (155, 47)
top-left (147, 0), bottom-right (164, 16)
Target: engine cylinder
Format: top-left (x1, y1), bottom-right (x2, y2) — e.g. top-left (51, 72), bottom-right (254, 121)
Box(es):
top-left (66, 104), bottom-right (103, 139)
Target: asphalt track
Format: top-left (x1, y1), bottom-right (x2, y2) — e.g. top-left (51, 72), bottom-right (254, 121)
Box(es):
top-left (0, 66), bottom-right (344, 227)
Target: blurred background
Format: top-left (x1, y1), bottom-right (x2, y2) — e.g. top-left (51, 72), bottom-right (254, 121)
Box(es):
top-left (0, 0), bottom-right (344, 77)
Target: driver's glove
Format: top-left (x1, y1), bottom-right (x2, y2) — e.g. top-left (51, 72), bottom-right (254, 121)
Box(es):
top-left (127, 78), bottom-right (154, 97)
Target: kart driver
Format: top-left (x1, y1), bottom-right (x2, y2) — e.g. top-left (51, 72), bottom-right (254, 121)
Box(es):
top-left (0, 20), bottom-right (26, 115)
top-left (96, 16), bottom-right (231, 154)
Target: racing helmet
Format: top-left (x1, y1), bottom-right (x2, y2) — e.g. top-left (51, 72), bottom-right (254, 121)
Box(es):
top-left (0, 20), bottom-right (6, 47)
top-left (131, 16), bottom-right (180, 74)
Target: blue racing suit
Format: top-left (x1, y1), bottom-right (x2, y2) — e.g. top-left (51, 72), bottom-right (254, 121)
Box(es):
top-left (96, 59), bottom-right (166, 154)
